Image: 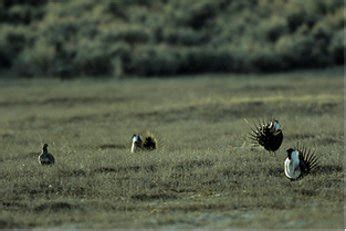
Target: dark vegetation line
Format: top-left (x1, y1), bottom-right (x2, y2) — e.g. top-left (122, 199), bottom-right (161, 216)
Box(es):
top-left (0, 0), bottom-right (344, 78)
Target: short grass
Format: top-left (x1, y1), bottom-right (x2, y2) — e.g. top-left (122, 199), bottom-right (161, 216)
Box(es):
top-left (0, 68), bottom-right (344, 229)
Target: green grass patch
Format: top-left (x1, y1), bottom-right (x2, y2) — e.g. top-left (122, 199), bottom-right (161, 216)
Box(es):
top-left (0, 68), bottom-right (343, 228)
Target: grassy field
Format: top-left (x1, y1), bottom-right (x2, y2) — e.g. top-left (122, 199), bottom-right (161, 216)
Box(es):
top-left (0, 68), bottom-right (344, 229)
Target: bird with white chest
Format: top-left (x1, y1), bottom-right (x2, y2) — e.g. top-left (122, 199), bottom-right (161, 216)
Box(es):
top-left (131, 134), bottom-right (143, 153)
top-left (130, 132), bottom-right (157, 153)
top-left (284, 146), bottom-right (318, 180)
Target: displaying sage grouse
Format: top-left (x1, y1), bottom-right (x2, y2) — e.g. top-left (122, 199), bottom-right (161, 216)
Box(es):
top-left (38, 144), bottom-right (55, 165)
top-left (131, 132), bottom-right (157, 153)
top-left (284, 145), bottom-right (318, 180)
top-left (249, 119), bottom-right (283, 153)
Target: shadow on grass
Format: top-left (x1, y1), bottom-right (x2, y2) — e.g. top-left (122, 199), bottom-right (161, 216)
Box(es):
top-left (288, 133), bottom-right (316, 140)
top-left (173, 159), bottom-right (214, 171)
top-left (293, 188), bottom-right (317, 196)
top-left (268, 165), bottom-right (342, 178)
top-left (315, 165), bottom-right (343, 174)
top-left (0, 152), bottom-right (39, 163)
top-left (268, 167), bottom-right (283, 177)
top-left (131, 193), bottom-right (177, 201)
top-left (92, 164), bottom-right (158, 174)
top-left (0, 96), bottom-right (127, 108)
top-left (98, 144), bottom-right (127, 150)
top-left (1, 201), bottom-right (27, 210)
top-left (34, 201), bottom-right (79, 212)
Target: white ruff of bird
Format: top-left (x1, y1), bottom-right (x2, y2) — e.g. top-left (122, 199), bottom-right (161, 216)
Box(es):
top-left (284, 150), bottom-right (301, 179)
top-left (131, 134), bottom-right (142, 153)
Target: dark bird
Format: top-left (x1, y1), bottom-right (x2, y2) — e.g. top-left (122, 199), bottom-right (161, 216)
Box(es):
top-left (131, 132), bottom-right (157, 153)
top-left (249, 119), bottom-right (283, 153)
top-left (38, 144), bottom-right (55, 165)
top-left (284, 145), bottom-right (318, 180)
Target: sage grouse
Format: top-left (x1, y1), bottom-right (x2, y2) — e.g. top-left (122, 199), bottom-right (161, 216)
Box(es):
top-left (284, 145), bottom-right (318, 180)
top-left (131, 132), bottom-right (157, 153)
top-left (249, 119), bottom-right (283, 153)
top-left (38, 144), bottom-right (55, 165)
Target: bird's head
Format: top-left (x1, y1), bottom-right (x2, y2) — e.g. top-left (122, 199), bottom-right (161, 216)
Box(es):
top-left (270, 119), bottom-right (281, 131)
top-left (274, 120), bottom-right (281, 130)
top-left (286, 148), bottom-right (295, 160)
top-left (42, 143), bottom-right (48, 153)
top-left (131, 134), bottom-right (142, 145)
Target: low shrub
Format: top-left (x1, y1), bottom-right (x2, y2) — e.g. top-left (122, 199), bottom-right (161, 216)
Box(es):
top-left (328, 29), bottom-right (345, 65)
top-left (0, 25), bottom-right (33, 68)
top-left (13, 40), bottom-right (55, 77)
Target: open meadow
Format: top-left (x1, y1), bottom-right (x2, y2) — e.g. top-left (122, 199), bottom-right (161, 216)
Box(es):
top-left (0, 68), bottom-right (344, 229)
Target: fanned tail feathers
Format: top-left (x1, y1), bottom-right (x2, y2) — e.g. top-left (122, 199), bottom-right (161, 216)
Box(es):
top-left (296, 143), bottom-right (318, 173)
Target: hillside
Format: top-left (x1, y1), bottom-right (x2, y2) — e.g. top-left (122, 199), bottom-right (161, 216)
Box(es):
top-left (0, 0), bottom-right (344, 77)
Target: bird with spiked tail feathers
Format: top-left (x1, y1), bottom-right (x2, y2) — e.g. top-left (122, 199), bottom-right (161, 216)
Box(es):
top-left (284, 144), bottom-right (318, 180)
top-left (130, 131), bottom-right (157, 153)
top-left (248, 118), bottom-right (283, 153)
top-left (38, 144), bottom-right (55, 165)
